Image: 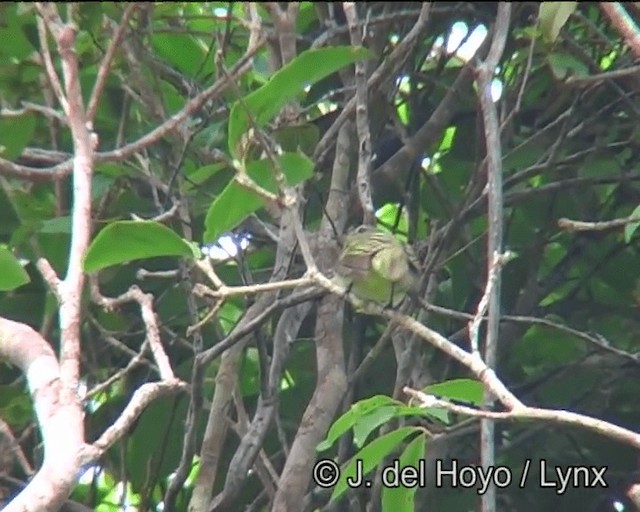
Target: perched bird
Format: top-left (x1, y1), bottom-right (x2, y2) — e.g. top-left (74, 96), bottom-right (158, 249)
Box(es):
top-left (334, 225), bottom-right (420, 307)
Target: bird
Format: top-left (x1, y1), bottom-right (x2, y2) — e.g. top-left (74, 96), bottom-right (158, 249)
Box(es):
top-left (334, 225), bottom-right (420, 307)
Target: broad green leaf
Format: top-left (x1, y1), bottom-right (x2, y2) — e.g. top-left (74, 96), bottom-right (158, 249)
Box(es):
top-left (151, 33), bottom-right (208, 77)
top-left (217, 300), bottom-right (245, 335)
top-left (0, 245), bottom-right (29, 291)
top-left (381, 434), bottom-right (426, 512)
top-left (512, 325), bottom-right (583, 376)
top-left (273, 123), bottom-right (320, 156)
top-left (0, 385), bottom-right (33, 427)
top-left (0, 186), bottom-right (20, 236)
top-left (92, 175), bottom-right (115, 204)
top-left (330, 426), bottom-right (420, 503)
top-left (317, 395), bottom-right (400, 451)
top-left (39, 216), bottom-right (72, 234)
top-left (228, 46), bottom-right (372, 158)
top-left (624, 204), bottom-right (640, 243)
top-left (439, 126), bottom-right (457, 152)
top-left (0, 113), bottom-right (35, 160)
top-left (376, 205), bottom-right (409, 239)
top-left (239, 347), bottom-right (261, 397)
top-left (395, 403), bottom-right (451, 425)
top-left (547, 52), bottom-right (589, 80)
top-left (126, 397), bottom-right (188, 493)
top-left (182, 163), bottom-right (227, 193)
top-left (0, 5), bottom-right (35, 60)
top-left (352, 405), bottom-right (398, 448)
top-left (96, 162), bottom-right (133, 178)
top-left (538, 2), bottom-right (577, 44)
top-left (539, 242), bottom-right (567, 281)
top-left (296, 2), bottom-right (317, 33)
top-left (424, 378), bottom-right (484, 407)
top-left (203, 152), bottom-right (314, 243)
top-left (34, 232), bottom-right (70, 277)
top-left (191, 121), bottom-right (226, 152)
top-left (84, 220), bottom-right (198, 272)
top-left (352, 400), bottom-right (452, 447)
top-left (98, 482), bottom-right (141, 512)
top-left (12, 188), bottom-right (56, 222)
top-left (72, 469), bottom-right (116, 508)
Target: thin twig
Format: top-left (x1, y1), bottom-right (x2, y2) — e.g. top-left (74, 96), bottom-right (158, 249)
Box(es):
top-left (34, 11), bottom-right (68, 114)
top-left (1, 102), bottom-right (66, 123)
top-left (86, 340), bottom-right (151, 398)
top-left (558, 215), bottom-right (640, 232)
top-left (90, 280), bottom-right (175, 381)
top-left (193, 276), bottom-right (312, 300)
top-left (468, 252), bottom-right (513, 356)
top-left (186, 300), bottom-right (223, 337)
top-left (343, 2), bottom-right (375, 225)
top-left (87, 4), bottom-right (138, 121)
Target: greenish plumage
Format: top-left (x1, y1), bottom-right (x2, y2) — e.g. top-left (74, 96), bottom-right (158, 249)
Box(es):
top-left (335, 225), bottom-right (420, 307)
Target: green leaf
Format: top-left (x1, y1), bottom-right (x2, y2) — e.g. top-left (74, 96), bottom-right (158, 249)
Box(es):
top-left (12, 188), bottom-right (55, 222)
top-left (239, 347), bottom-right (262, 397)
top-left (0, 113), bottom-right (36, 160)
top-left (318, 395), bottom-right (399, 451)
top-left (0, 245), bottom-right (29, 291)
top-left (547, 52), bottom-right (589, 80)
top-left (182, 163), bottom-right (227, 194)
top-left (203, 152), bottom-right (314, 243)
top-left (376, 204), bottom-right (409, 238)
top-left (151, 33), bottom-right (207, 77)
top-left (624, 204), bottom-right (640, 243)
top-left (98, 482), bottom-right (140, 512)
top-left (381, 434), bottom-right (426, 512)
top-left (438, 126), bottom-right (457, 152)
top-left (273, 123), bottom-right (320, 156)
top-left (512, 325), bottom-right (583, 376)
top-left (39, 216), bottom-right (72, 234)
top-left (92, 175), bottom-right (115, 204)
top-left (96, 162), bottom-right (132, 178)
top-left (0, 385), bottom-right (33, 427)
top-left (352, 405), bottom-right (397, 448)
top-left (296, 2), bottom-right (317, 33)
top-left (84, 220), bottom-right (198, 272)
top-left (330, 426), bottom-right (420, 503)
top-left (423, 378), bottom-right (484, 407)
top-left (228, 46), bottom-right (372, 158)
top-left (0, 5), bottom-right (35, 61)
top-left (538, 2), bottom-right (577, 44)
top-left (397, 403), bottom-right (450, 425)
top-left (126, 397), bottom-right (189, 492)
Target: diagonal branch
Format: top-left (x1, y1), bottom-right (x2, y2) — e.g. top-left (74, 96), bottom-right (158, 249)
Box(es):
top-left (87, 4), bottom-right (138, 122)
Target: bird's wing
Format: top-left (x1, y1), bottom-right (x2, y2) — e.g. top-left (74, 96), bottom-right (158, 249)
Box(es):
top-left (336, 250), bottom-right (374, 280)
top-left (371, 245), bottom-right (409, 282)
